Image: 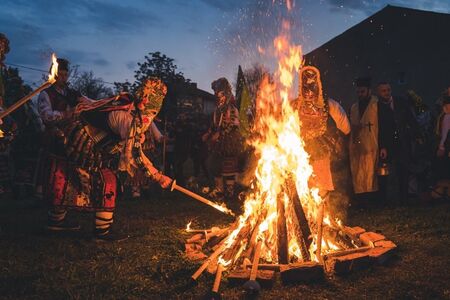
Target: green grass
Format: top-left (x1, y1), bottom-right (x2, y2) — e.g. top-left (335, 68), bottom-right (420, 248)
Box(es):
top-left (0, 192), bottom-right (449, 299)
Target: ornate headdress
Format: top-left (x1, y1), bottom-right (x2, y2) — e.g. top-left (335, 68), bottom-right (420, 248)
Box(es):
top-left (298, 65), bottom-right (324, 108)
top-left (136, 77), bottom-right (167, 115)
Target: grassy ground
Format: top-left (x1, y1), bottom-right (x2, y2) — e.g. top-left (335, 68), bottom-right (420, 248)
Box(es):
top-left (0, 189), bottom-right (449, 300)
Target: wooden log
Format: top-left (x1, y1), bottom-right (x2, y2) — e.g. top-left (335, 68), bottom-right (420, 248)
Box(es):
top-left (205, 222), bottom-right (238, 249)
top-left (280, 261), bottom-right (324, 284)
top-left (316, 202), bottom-right (325, 263)
top-left (323, 246), bottom-right (373, 259)
top-left (212, 263), bottom-right (224, 293)
top-left (368, 245), bottom-right (396, 265)
top-left (191, 242), bottom-right (227, 281)
top-left (341, 226), bottom-right (366, 246)
top-left (325, 251), bottom-right (373, 275)
top-left (359, 232), bottom-right (386, 247)
top-left (227, 269), bottom-right (275, 288)
top-left (277, 194), bottom-right (289, 264)
top-left (288, 178), bottom-right (312, 250)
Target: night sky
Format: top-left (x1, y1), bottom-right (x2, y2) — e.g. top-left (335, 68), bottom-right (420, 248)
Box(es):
top-left (1, 0), bottom-right (449, 92)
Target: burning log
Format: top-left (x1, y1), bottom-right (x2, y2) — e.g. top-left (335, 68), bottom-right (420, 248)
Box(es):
top-left (277, 194), bottom-right (289, 264)
top-left (316, 202), bottom-right (325, 263)
top-left (286, 178), bottom-right (312, 261)
top-left (191, 242), bottom-right (227, 283)
top-left (243, 240), bottom-right (263, 295)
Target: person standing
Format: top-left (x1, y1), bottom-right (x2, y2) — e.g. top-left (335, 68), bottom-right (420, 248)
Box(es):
top-left (203, 78), bottom-right (242, 200)
top-left (376, 82), bottom-right (422, 204)
top-left (349, 77), bottom-right (389, 207)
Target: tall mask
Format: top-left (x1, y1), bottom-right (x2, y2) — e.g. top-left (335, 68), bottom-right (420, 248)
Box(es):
top-left (137, 77), bottom-right (167, 121)
top-left (298, 66), bottom-right (324, 108)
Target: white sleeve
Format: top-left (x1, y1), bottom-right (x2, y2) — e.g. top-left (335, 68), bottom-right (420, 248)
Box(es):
top-left (37, 90), bottom-right (65, 124)
top-left (108, 110), bottom-right (134, 140)
top-left (328, 98), bottom-right (350, 135)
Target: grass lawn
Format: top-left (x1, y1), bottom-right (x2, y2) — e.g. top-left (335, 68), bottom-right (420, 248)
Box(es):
top-left (0, 190), bottom-right (449, 299)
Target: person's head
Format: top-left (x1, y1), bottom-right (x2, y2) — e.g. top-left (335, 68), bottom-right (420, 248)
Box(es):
top-left (211, 77), bottom-right (233, 107)
top-left (376, 82), bottom-right (392, 101)
top-left (355, 77), bottom-right (371, 101)
top-left (49, 58), bottom-right (70, 88)
top-left (298, 65), bottom-right (324, 108)
top-left (0, 33), bottom-right (10, 67)
top-left (136, 77), bottom-right (167, 121)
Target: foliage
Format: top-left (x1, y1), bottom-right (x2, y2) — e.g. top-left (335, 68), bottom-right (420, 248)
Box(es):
top-left (70, 71), bottom-right (113, 99)
top-left (114, 51), bottom-right (190, 94)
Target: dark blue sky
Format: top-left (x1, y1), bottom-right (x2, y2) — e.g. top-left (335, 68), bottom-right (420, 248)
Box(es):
top-left (1, 0), bottom-right (449, 92)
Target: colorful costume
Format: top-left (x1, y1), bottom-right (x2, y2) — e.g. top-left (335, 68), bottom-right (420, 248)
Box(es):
top-left (205, 78), bottom-right (243, 199)
top-left (40, 65), bottom-right (170, 238)
top-left (296, 66), bottom-right (350, 192)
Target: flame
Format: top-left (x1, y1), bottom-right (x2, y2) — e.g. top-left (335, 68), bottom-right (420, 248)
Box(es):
top-left (186, 221), bottom-right (192, 232)
top-left (48, 53), bottom-right (58, 83)
top-left (217, 8), bottom-right (350, 265)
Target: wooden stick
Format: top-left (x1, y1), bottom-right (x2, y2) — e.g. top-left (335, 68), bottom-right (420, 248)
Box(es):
top-left (171, 180), bottom-right (235, 216)
top-left (250, 240), bottom-right (263, 280)
top-left (0, 81), bottom-right (52, 119)
top-left (191, 242), bottom-right (227, 281)
top-left (277, 194), bottom-right (289, 264)
top-left (316, 202), bottom-right (325, 264)
top-left (212, 263), bottom-right (224, 293)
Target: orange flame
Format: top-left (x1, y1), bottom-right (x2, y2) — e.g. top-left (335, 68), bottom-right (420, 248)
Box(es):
top-left (48, 53), bottom-right (58, 83)
top-left (222, 13), bottom-right (348, 264)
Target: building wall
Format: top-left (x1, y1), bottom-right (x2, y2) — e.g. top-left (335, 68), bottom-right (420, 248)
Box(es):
top-left (304, 6), bottom-right (450, 111)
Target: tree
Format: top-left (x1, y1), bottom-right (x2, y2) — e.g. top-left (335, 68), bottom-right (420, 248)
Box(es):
top-left (70, 71), bottom-right (113, 99)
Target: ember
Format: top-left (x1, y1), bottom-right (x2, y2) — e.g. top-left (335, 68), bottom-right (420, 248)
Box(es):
top-left (183, 3), bottom-right (395, 297)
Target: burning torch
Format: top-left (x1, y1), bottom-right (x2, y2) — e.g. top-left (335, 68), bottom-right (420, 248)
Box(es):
top-left (170, 179), bottom-right (235, 217)
top-left (0, 53), bottom-right (58, 121)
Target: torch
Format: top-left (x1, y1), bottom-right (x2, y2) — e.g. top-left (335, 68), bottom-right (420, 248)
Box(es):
top-left (170, 180), bottom-right (235, 216)
top-left (0, 53), bottom-right (58, 120)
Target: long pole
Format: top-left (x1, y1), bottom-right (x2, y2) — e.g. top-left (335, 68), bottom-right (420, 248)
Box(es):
top-left (0, 81), bottom-right (52, 119)
top-left (171, 180), bottom-right (235, 216)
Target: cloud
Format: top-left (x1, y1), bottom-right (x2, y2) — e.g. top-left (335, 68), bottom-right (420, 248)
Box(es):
top-left (126, 61), bottom-right (137, 71)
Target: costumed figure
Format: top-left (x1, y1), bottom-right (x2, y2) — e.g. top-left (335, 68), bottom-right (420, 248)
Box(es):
top-left (296, 66), bottom-right (350, 210)
top-left (203, 78), bottom-right (243, 200)
top-left (44, 77), bottom-right (171, 240)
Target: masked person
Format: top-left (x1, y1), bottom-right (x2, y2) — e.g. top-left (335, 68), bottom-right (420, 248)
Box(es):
top-left (202, 78), bottom-right (242, 200)
top-left (44, 77), bottom-right (171, 241)
top-left (296, 66), bottom-right (350, 210)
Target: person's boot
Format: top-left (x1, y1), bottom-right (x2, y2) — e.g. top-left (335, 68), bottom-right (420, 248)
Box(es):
top-left (46, 209), bottom-right (80, 231)
top-left (94, 211), bottom-right (129, 242)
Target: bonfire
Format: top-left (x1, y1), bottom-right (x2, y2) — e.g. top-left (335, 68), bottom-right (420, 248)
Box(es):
top-left (183, 4), bottom-right (396, 297)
